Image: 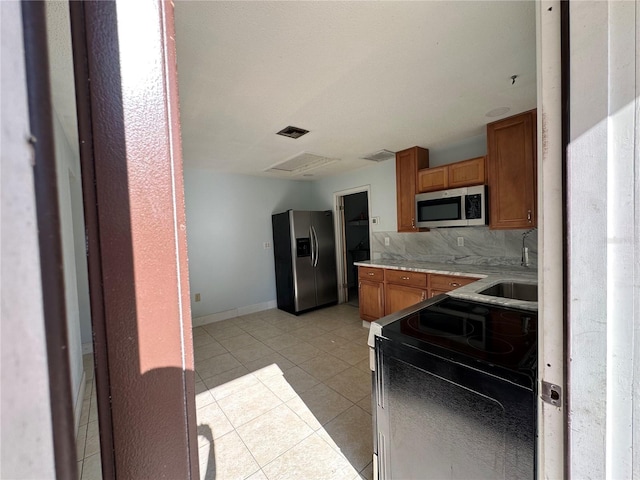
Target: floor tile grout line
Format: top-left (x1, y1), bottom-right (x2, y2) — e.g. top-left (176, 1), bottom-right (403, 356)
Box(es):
top-left (254, 428), bottom-right (316, 474)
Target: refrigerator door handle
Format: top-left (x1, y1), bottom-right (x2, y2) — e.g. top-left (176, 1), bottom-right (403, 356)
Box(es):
top-left (312, 226), bottom-right (319, 267)
top-left (309, 226), bottom-right (315, 266)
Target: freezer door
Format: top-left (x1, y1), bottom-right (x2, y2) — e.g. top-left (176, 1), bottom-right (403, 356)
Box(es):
top-left (311, 211), bottom-right (338, 306)
top-left (291, 211), bottom-right (316, 312)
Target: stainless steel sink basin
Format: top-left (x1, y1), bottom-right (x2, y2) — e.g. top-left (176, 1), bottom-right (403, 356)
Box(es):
top-left (479, 282), bottom-right (538, 302)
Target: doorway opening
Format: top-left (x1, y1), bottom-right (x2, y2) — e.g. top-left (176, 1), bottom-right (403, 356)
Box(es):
top-left (335, 188), bottom-right (371, 308)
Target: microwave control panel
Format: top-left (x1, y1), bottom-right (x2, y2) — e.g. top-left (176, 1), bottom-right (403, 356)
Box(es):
top-left (465, 194), bottom-right (483, 219)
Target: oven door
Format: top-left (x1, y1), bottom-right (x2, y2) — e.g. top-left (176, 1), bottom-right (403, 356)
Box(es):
top-left (415, 191), bottom-right (464, 228)
top-left (374, 336), bottom-right (535, 480)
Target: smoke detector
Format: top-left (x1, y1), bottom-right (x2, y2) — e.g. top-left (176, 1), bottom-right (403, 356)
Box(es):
top-left (265, 152), bottom-right (338, 176)
top-left (276, 126), bottom-right (309, 139)
top-left (361, 149), bottom-right (396, 162)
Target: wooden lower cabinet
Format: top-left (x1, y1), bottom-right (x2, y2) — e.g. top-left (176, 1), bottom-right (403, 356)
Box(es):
top-left (358, 267), bottom-right (480, 321)
top-left (385, 283), bottom-right (427, 315)
top-left (359, 279), bottom-right (385, 322)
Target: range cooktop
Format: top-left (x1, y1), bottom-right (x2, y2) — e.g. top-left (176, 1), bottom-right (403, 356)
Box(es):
top-left (381, 296), bottom-right (538, 379)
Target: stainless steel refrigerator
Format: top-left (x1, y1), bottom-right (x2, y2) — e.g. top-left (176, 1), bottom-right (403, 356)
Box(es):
top-left (272, 210), bottom-right (338, 315)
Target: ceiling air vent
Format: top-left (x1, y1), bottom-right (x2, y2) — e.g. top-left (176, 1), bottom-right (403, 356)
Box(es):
top-left (265, 152), bottom-right (338, 176)
top-left (361, 149), bottom-right (396, 162)
top-left (276, 126), bottom-right (309, 139)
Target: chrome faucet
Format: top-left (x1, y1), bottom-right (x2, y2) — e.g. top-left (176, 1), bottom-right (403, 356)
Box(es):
top-left (521, 228), bottom-right (537, 267)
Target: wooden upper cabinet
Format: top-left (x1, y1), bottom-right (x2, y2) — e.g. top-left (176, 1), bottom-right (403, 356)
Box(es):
top-left (417, 156), bottom-right (486, 193)
top-left (487, 110), bottom-right (537, 229)
top-left (396, 147), bottom-right (429, 232)
top-left (448, 156), bottom-right (486, 188)
top-left (418, 166), bottom-right (448, 193)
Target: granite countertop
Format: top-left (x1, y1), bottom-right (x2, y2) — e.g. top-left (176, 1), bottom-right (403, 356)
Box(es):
top-left (354, 259), bottom-right (538, 312)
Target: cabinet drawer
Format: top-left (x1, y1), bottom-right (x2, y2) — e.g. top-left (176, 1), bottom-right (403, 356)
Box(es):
top-left (385, 269), bottom-right (428, 288)
top-left (358, 266), bottom-right (384, 282)
top-left (430, 274), bottom-right (477, 291)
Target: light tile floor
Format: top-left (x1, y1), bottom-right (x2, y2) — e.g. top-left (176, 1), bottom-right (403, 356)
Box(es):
top-left (77, 303), bottom-right (373, 480)
top-left (77, 354), bottom-right (101, 480)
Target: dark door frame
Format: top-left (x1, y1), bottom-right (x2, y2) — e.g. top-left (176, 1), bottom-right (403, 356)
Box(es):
top-left (21, 3), bottom-right (77, 478)
top-left (22, 1), bottom-right (200, 478)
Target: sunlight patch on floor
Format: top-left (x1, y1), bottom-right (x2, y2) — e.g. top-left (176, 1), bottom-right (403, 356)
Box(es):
top-left (196, 362), bottom-right (371, 480)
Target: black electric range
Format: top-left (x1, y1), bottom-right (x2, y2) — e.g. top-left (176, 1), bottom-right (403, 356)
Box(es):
top-left (380, 296), bottom-right (537, 388)
top-left (371, 295), bottom-right (537, 480)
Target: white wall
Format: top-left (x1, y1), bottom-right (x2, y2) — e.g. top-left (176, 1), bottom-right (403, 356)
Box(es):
top-left (52, 113), bottom-right (85, 420)
top-left (428, 134), bottom-right (486, 167)
top-left (312, 159), bottom-right (397, 233)
top-left (184, 169), bottom-right (324, 318)
top-left (184, 135), bottom-right (523, 319)
top-left (567, 1), bottom-right (639, 478)
top-left (1, 2), bottom-right (56, 476)
top-left (69, 172), bottom-right (92, 347)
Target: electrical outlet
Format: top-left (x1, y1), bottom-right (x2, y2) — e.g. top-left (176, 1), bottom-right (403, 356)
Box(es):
top-left (195, 293), bottom-right (201, 302)
top-left (457, 237), bottom-right (464, 247)
top-left (384, 237), bottom-right (390, 246)
top-left (263, 242), bottom-right (271, 249)
top-left (372, 216), bottom-right (380, 225)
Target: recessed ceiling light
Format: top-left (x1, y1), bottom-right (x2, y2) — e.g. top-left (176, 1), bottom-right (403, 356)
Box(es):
top-left (486, 107), bottom-right (511, 118)
top-left (276, 126), bottom-right (309, 139)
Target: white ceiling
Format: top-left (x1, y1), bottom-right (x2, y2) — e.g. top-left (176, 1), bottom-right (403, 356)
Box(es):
top-left (46, 1), bottom-right (537, 181)
top-left (174, 1), bottom-right (537, 179)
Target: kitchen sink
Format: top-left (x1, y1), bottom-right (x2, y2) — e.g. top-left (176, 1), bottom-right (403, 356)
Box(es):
top-left (479, 282), bottom-right (538, 302)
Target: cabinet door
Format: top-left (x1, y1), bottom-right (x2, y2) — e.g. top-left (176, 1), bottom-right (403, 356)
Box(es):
top-left (448, 156), bottom-right (485, 188)
top-left (487, 110), bottom-right (537, 229)
top-left (396, 147), bottom-right (429, 232)
top-left (417, 166), bottom-right (448, 193)
top-left (385, 283), bottom-right (427, 316)
top-left (359, 280), bottom-right (384, 322)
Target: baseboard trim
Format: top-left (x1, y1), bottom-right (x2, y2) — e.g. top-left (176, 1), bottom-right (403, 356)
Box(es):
top-left (192, 300), bottom-right (277, 327)
top-left (75, 370), bottom-right (86, 437)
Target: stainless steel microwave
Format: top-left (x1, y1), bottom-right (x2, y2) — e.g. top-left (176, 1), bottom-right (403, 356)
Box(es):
top-left (415, 185), bottom-right (487, 228)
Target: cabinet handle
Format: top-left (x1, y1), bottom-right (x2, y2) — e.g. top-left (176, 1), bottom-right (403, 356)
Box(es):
top-left (527, 209), bottom-right (532, 222)
top-left (449, 282), bottom-right (460, 287)
top-left (421, 291), bottom-right (426, 300)
top-left (368, 272), bottom-right (375, 276)
top-left (359, 282), bottom-right (361, 288)
top-left (411, 218), bottom-right (415, 228)
top-left (401, 276), bottom-right (410, 280)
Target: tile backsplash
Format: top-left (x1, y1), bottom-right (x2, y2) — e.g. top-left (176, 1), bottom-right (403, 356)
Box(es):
top-left (372, 227), bottom-right (538, 267)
